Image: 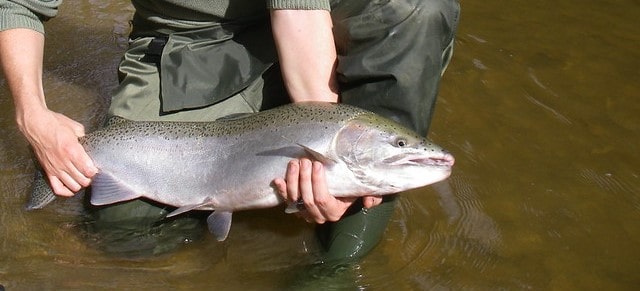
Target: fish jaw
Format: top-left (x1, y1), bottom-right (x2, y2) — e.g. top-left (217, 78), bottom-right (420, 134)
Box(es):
top-left (385, 151), bottom-right (455, 169)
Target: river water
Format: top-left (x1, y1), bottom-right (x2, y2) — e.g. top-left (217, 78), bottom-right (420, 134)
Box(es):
top-left (1, 0), bottom-right (639, 289)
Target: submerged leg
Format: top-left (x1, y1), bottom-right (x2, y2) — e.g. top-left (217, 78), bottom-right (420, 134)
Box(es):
top-left (84, 199), bottom-right (206, 257)
top-left (285, 197), bottom-right (397, 289)
top-left (315, 196), bottom-right (397, 263)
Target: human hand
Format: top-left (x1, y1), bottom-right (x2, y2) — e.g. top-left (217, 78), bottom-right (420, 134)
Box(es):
top-left (273, 158), bottom-right (383, 224)
top-left (18, 109), bottom-right (98, 196)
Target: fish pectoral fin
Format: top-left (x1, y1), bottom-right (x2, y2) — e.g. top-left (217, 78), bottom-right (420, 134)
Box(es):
top-left (207, 211), bottom-right (233, 241)
top-left (296, 143), bottom-right (338, 165)
top-left (90, 172), bottom-right (141, 206)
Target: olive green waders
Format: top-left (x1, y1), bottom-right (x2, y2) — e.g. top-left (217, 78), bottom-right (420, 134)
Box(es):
top-left (87, 0), bottom-right (460, 260)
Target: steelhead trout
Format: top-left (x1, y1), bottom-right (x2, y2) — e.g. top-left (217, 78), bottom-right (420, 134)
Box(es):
top-left (28, 102), bottom-right (454, 240)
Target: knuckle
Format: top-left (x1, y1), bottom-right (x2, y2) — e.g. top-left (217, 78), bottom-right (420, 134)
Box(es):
top-left (303, 200), bottom-right (316, 209)
top-left (314, 197), bottom-right (330, 207)
top-left (287, 160), bottom-right (299, 173)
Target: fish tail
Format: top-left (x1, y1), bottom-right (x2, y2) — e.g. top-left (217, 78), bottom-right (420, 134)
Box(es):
top-left (25, 169), bottom-right (57, 210)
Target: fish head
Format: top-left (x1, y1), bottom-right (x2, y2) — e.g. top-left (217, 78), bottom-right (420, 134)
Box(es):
top-left (333, 113), bottom-right (454, 194)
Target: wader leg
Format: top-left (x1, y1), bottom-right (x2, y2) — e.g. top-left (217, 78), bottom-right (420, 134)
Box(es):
top-left (315, 196), bottom-right (397, 263)
top-left (331, 0), bottom-right (460, 136)
top-left (313, 0), bottom-right (460, 262)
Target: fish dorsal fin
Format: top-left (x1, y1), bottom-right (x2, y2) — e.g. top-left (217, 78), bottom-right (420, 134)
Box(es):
top-left (90, 171), bottom-right (142, 205)
top-left (207, 211), bottom-right (233, 241)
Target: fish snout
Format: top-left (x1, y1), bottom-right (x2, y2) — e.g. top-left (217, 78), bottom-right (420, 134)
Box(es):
top-left (432, 152), bottom-right (455, 167)
top-left (412, 151), bottom-right (454, 168)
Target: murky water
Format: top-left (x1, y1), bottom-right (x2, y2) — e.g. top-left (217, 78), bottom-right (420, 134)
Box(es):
top-left (1, 0), bottom-right (639, 289)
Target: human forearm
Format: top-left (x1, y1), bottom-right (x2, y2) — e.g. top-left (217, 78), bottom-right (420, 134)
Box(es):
top-left (0, 28), bottom-right (48, 120)
top-left (270, 9), bottom-right (338, 103)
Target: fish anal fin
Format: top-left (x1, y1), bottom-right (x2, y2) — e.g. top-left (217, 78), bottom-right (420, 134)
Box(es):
top-left (90, 171), bottom-right (141, 206)
top-left (207, 211), bottom-right (233, 241)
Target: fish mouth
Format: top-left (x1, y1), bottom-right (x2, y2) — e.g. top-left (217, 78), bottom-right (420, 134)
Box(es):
top-left (386, 152), bottom-right (455, 168)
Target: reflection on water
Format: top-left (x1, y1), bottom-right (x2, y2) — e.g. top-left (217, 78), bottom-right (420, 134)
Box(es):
top-left (1, 0), bottom-right (639, 289)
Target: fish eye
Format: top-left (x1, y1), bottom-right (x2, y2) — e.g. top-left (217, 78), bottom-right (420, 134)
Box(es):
top-left (396, 138), bottom-right (407, 147)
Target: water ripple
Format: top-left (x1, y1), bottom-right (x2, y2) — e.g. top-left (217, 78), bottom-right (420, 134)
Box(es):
top-left (579, 168), bottom-right (640, 213)
top-left (381, 174), bottom-right (503, 289)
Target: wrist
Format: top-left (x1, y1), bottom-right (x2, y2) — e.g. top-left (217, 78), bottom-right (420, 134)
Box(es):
top-left (14, 97), bottom-right (49, 134)
top-left (289, 90), bottom-right (339, 103)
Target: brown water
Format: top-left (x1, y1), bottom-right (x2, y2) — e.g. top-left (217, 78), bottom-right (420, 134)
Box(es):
top-left (1, 0), bottom-right (639, 289)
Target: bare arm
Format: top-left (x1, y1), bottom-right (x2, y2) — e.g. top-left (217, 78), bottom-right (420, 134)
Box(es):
top-left (270, 9), bottom-right (339, 103)
top-left (270, 10), bottom-right (381, 223)
top-left (0, 28), bottom-right (97, 196)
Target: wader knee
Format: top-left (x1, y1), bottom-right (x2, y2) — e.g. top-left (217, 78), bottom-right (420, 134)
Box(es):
top-left (315, 195), bottom-right (397, 263)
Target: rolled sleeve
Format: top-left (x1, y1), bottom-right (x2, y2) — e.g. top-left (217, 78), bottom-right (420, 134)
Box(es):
top-left (267, 0), bottom-right (330, 10)
top-left (0, 0), bottom-right (61, 33)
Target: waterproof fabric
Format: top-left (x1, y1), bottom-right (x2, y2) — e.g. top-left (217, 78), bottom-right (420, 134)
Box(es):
top-left (158, 19), bottom-right (277, 113)
top-left (109, 37), bottom-right (287, 122)
top-left (315, 195), bottom-right (398, 262)
top-left (95, 0), bottom-right (460, 260)
top-left (331, 0), bottom-right (459, 136)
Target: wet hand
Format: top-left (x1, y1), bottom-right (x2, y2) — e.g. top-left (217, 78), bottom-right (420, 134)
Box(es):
top-left (273, 158), bottom-right (382, 224)
top-left (19, 110), bottom-right (98, 196)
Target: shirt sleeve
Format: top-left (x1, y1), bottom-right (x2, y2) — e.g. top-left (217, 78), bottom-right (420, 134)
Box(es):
top-left (266, 0), bottom-right (330, 10)
top-left (0, 0), bottom-right (62, 33)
